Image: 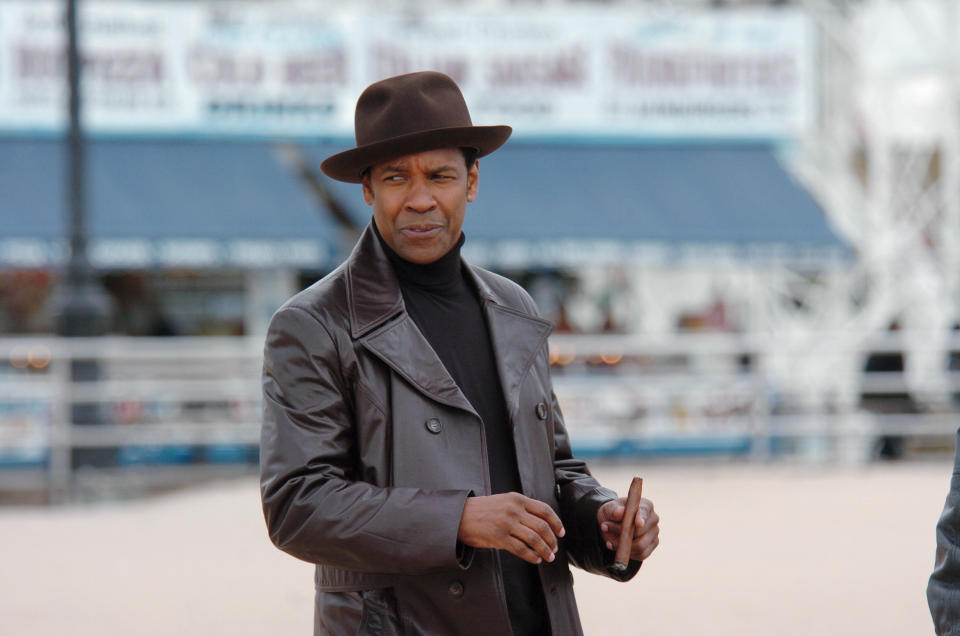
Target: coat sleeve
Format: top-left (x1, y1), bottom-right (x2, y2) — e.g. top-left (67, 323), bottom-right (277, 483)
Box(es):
top-left (259, 305), bottom-right (471, 574)
top-left (928, 429), bottom-right (960, 634)
top-left (551, 388), bottom-right (642, 582)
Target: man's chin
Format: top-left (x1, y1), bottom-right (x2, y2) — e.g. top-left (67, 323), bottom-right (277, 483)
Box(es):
top-left (396, 240), bottom-right (451, 264)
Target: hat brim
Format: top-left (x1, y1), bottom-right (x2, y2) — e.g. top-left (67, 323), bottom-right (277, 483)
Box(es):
top-left (320, 125), bottom-right (512, 183)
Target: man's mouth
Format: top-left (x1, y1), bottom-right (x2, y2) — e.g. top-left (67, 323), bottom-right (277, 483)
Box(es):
top-left (400, 225), bottom-right (442, 237)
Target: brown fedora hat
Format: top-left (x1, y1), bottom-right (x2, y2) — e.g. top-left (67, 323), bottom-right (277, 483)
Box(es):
top-left (320, 71), bottom-right (512, 183)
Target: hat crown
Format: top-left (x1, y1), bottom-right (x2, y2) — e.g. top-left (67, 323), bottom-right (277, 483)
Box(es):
top-left (320, 70), bottom-right (510, 182)
top-left (355, 71), bottom-right (473, 146)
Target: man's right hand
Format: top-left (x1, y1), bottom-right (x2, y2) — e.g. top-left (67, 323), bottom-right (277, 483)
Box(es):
top-left (457, 493), bottom-right (565, 565)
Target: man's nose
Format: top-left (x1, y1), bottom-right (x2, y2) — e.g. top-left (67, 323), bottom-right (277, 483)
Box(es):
top-left (404, 178), bottom-right (436, 212)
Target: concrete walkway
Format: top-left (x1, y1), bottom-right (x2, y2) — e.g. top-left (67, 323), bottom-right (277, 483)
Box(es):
top-left (0, 461), bottom-right (948, 635)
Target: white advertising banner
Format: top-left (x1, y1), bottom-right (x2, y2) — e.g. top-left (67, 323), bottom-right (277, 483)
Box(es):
top-left (0, 2), bottom-right (814, 139)
top-left (0, 2), bottom-right (180, 132)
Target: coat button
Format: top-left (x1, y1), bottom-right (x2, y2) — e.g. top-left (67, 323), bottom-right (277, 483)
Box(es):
top-left (448, 580), bottom-right (465, 598)
top-left (535, 402), bottom-right (548, 420)
top-left (425, 418), bottom-right (442, 434)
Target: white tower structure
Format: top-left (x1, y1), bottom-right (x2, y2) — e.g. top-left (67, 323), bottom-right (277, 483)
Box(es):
top-left (550, 0), bottom-right (960, 453)
top-left (791, 0), bottom-right (960, 412)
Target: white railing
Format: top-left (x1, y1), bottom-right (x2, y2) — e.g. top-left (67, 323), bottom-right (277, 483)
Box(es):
top-left (549, 331), bottom-right (960, 461)
top-left (0, 332), bottom-right (956, 500)
top-left (0, 337), bottom-right (263, 500)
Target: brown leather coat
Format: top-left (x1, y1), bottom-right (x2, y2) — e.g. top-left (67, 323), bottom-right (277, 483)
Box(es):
top-left (260, 225), bottom-right (639, 635)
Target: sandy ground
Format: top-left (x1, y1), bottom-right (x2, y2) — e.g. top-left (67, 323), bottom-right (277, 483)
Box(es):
top-left (0, 460), bottom-right (950, 635)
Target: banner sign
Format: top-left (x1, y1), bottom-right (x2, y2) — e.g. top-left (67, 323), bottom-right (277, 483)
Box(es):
top-left (0, 2), bottom-right (814, 139)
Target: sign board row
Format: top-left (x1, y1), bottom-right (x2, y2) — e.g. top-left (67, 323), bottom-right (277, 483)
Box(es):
top-left (0, 2), bottom-right (815, 139)
top-left (0, 235), bottom-right (844, 270)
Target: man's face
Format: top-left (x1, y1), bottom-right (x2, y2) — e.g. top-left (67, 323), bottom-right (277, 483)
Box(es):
top-left (362, 148), bottom-right (478, 265)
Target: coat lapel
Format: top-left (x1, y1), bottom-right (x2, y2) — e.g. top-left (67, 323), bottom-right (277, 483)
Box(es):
top-left (347, 224), bottom-right (476, 415)
top-left (468, 267), bottom-right (554, 421)
top-left (361, 316), bottom-right (477, 415)
top-left (345, 224), bottom-right (403, 340)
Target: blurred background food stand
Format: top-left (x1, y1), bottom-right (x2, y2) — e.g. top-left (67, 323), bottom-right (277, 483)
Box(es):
top-left (0, 0), bottom-right (958, 502)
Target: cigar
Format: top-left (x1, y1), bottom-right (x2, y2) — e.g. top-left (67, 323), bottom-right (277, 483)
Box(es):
top-left (612, 477), bottom-right (643, 572)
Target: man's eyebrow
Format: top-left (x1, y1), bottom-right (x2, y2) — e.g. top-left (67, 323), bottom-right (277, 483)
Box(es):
top-left (380, 164), bottom-right (407, 173)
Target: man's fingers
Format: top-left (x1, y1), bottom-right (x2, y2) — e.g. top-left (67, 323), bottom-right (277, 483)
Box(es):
top-left (602, 508), bottom-right (654, 541)
top-left (601, 520), bottom-right (621, 538)
top-left (459, 493), bottom-right (571, 562)
top-left (627, 519), bottom-right (660, 560)
top-left (524, 514), bottom-right (559, 553)
top-left (640, 536), bottom-right (660, 561)
top-left (610, 503), bottom-right (658, 541)
top-left (636, 508), bottom-right (659, 537)
top-left (511, 522), bottom-right (556, 563)
top-left (506, 537), bottom-right (546, 565)
top-left (603, 504), bottom-right (661, 560)
top-left (524, 498), bottom-right (565, 538)
top-left (637, 531), bottom-right (660, 560)
top-left (634, 500), bottom-right (655, 531)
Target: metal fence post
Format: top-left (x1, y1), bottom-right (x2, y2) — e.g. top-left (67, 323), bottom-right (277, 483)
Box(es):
top-left (48, 341), bottom-right (72, 503)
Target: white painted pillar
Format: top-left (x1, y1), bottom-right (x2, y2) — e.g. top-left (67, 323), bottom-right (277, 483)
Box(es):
top-left (245, 268), bottom-right (299, 338)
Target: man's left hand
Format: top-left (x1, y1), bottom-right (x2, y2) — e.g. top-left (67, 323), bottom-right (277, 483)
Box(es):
top-left (597, 497), bottom-right (660, 562)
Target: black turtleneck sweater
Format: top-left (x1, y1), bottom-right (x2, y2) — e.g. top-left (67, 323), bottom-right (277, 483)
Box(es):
top-left (374, 224), bottom-right (549, 636)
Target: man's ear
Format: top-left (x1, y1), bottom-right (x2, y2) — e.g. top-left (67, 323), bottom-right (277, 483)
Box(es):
top-left (362, 175), bottom-right (374, 205)
top-left (466, 161), bottom-right (479, 203)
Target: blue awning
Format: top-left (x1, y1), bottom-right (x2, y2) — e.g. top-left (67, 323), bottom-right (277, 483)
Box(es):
top-left (1, 138), bottom-right (845, 270)
top-left (0, 137), bottom-right (338, 269)
top-left (316, 142), bottom-right (848, 268)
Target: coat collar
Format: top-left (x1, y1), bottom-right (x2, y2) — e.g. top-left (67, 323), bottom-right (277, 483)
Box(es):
top-left (345, 223), bottom-right (525, 337)
top-left (346, 222), bottom-right (552, 415)
top-left (345, 223), bottom-right (405, 340)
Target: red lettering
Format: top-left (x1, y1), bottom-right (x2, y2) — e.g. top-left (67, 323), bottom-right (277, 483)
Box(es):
top-left (610, 43), bottom-right (797, 91)
top-left (284, 50), bottom-right (346, 86)
top-left (17, 46), bottom-right (63, 80)
top-left (369, 44), bottom-right (469, 85)
top-left (188, 48), bottom-right (264, 87)
top-left (485, 46), bottom-right (585, 87)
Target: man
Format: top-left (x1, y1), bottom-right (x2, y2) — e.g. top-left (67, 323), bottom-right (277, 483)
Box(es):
top-left (260, 71), bottom-right (660, 635)
top-left (928, 428), bottom-right (960, 635)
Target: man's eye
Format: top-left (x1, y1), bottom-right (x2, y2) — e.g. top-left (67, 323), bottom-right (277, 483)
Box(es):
top-left (384, 175), bottom-right (403, 182)
top-left (432, 174), bottom-right (455, 181)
